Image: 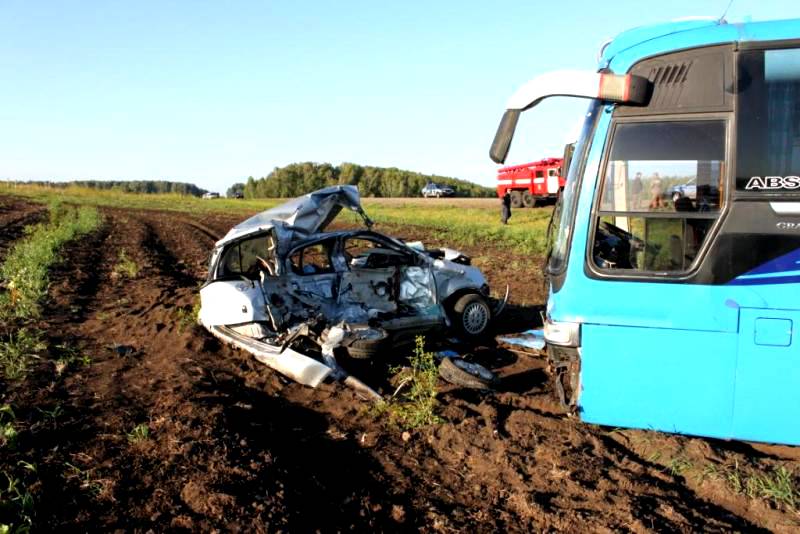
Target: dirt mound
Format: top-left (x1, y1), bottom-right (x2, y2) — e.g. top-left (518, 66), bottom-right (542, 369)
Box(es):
top-left (0, 199), bottom-right (797, 532)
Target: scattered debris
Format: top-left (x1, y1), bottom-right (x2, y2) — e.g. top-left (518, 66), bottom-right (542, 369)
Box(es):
top-left (109, 344), bottom-right (139, 358)
top-left (497, 329), bottom-right (545, 352)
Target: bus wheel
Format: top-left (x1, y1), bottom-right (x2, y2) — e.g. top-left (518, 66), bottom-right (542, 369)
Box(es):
top-left (510, 191), bottom-right (523, 208)
top-left (522, 191), bottom-right (537, 207)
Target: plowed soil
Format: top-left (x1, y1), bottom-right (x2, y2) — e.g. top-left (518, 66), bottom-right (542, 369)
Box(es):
top-left (1, 196), bottom-right (798, 532)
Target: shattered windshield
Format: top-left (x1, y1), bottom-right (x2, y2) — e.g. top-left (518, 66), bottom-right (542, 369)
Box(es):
top-left (547, 101), bottom-right (602, 274)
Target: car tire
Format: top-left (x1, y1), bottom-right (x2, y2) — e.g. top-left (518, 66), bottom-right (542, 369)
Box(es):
top-left (451, 293), bottom-right (492, 337)
top-left (344, 328), bottom-right (389, 360)
top-left (672, 192), bottom-right (682, 202)
top-left (510, 191), bottom-right (523, 208)
top-left (438, 357), bottom-right (498, 390)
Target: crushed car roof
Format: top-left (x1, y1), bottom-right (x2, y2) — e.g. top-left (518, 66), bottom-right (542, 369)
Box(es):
top-left (216, 185), bottom-right (371, 247)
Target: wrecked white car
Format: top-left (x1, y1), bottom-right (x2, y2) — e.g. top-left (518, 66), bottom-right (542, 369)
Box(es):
top-left (199, 185), bottom-right (506, 392)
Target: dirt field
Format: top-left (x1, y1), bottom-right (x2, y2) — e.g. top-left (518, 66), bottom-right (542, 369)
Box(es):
top-left (1, 195), bottom-right (798, 532)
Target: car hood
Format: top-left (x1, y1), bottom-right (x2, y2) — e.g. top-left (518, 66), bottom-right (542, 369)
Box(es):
top-left (216, 185), bottom-right (372, 246)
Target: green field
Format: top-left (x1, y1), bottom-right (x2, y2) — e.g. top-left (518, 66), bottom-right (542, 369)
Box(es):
top-left (0, 183), bottom-right (553, 255)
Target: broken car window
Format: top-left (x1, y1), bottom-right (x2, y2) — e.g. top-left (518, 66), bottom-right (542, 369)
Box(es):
top-left (290, 243), bottom-right (334, 275)
top-left (344, 237), bottom-right (383, 265)
top-left (219, 234), bottom-right (273, 279)
top-left (344, 236), bottom-right (415, 269)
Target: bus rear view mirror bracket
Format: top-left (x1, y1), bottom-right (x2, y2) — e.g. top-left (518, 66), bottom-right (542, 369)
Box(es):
top-left (490, 71), bottom-right (650, 164)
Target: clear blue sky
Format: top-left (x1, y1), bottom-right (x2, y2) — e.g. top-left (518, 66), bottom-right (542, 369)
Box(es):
top-left (1, 0), bottom-right (799, 192)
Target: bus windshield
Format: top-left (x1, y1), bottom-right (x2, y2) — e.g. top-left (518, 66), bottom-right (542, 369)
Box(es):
top-left (547, 101), bottom-right (602, 274)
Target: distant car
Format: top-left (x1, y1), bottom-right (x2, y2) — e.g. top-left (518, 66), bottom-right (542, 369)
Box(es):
top-left (231, 192), bottom-right (244, 199)
top-left (668, 183), bottom-right (696, 202)
top-left (421, 183), bottom-right (455, 198)
top-left (202, 192), bottom-right (220, 199)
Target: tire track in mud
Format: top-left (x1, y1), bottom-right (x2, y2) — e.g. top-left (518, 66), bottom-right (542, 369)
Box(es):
top-left (364, 396), bottom-right (765, 533)
top-left (22, 209), bottom-right (404, 531)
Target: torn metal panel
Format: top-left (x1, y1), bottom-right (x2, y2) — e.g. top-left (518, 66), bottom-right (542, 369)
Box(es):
top-left (230, 322), bottom-right (273, 340)
top-left (216, 185), bottom-right (370, 247)
top-left (399, 266), bottom-right (436, 308)
top-left (339, 267), bottom-right (398, 313)
top-left (497, 329), bottom-right (546, 351)
top-left (207, 325), bottom-right (332, 387)
top-left (549, 344), bottom-right (581, 411)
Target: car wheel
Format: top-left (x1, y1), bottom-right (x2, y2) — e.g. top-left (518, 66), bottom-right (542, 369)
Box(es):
top-left (672, 192), bottom-right (682, 202)
top-left (452, 293), bottom-right (492, 337)
top-left (344, 327), bottom-right (389, 360)
top-left (438, 357), bottom-right (498, 389)
top-left (510, 191), bottom-right (523, 208)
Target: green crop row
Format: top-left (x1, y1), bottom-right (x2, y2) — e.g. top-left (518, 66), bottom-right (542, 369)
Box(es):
top-left (0, 202), bottom-right (103, 320)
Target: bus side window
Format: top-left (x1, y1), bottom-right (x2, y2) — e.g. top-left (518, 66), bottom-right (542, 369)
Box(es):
top-left (592, 120), bottom-right (726, 273)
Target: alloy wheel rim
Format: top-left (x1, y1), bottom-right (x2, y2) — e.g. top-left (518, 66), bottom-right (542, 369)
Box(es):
top-left (462, 302), bottom-right (489, 334)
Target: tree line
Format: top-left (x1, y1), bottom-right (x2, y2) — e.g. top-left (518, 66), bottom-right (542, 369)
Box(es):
top-left (242, 162), bottom-right (494, 198)
top-left (6, 180), bottom-right (208, 196)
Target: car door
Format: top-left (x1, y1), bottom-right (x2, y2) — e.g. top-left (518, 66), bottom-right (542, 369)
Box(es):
top-left (199, 233), bottom-right (272, 327)
top-left (283, 239), bottom-right (339, 315)
top-left (338, 235), bottom-right (404, 314)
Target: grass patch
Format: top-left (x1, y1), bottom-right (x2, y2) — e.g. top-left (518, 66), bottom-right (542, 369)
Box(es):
top-left (667, 455), bottom-right (693, 477)
top-left (112, 249), bottom-right (139, 279)
top-left (127, 423), bottom-right (150, 444)
top-left (175, 297), bottom-right (201, 333)
top-left (0, 471), bottom-right (35, 533)
top-left (0, 329), bottom-right (46, 381)
top-left (63, 463), bottom-right (104, 496)
top-left (0, 202), bottom-right (102, 320)
top-left (53, 343), bottom-right (91, 376)
top-left (705, 461), bottom-right (799, 511)
top-left (378, 336), bottom-right (442, 430)
top-left (0, 406), bottom-right (17, 449)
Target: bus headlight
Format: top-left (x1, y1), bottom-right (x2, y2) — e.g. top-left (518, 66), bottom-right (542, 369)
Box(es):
top-left (544, 318), bottom-right (581, 347)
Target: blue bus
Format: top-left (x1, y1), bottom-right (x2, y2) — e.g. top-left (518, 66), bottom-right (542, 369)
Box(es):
top-left (490, 18), bottom-right (800, 446)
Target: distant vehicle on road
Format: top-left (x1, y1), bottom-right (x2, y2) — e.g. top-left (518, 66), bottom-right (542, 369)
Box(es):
top-left (421, 182), bottom-right (455, 198)
top-left (202, 192), bottom-right (220, 199)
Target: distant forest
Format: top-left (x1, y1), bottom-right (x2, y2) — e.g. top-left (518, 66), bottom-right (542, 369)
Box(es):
top-left (10, 180), bottom-right (208, 196)
top-left (243, 162), bottom-right (494, 198)
top-left (7, 163), bottom-right (494, 199)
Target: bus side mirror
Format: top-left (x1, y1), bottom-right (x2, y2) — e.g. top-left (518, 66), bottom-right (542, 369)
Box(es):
top-left (490, 110), bottom-right (520, 164)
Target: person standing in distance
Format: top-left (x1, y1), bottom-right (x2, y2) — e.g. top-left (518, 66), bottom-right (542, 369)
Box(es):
top-left (501, 190), bottom-right (512, 224)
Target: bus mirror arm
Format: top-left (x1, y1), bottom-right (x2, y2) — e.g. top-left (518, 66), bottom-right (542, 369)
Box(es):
top-left (489, 70), bottom-right (650, 164)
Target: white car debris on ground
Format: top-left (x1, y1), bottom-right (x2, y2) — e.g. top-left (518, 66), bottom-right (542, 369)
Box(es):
top-left (198, 185), bottom-right (508, 398)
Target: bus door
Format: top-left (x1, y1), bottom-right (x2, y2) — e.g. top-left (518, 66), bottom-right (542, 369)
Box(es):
top-left (727, 45), bottom-right (800, 444)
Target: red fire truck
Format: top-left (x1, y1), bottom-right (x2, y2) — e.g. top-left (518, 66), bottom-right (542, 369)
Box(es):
top-left (496, 157), bottom-right (564, 207)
